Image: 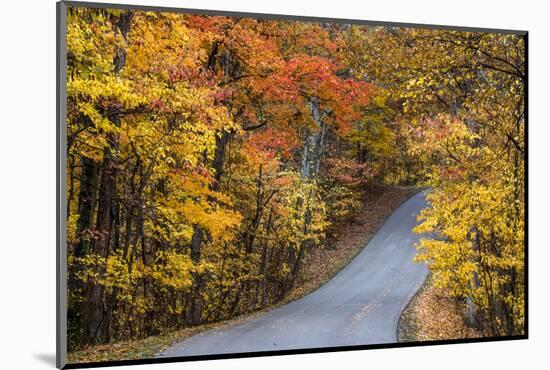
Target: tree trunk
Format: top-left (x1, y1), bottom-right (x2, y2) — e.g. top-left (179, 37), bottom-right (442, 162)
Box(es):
top-left (85, 138), bottom-right (118, 343)
top-left (189, 224), bottom-right (204, 325)
top-left (259, 209), bottom-right (273, 306)
top-left (301, 97), bottom-right (327, 179)
top-left (291, 190), bottom-right (313, 288)
top-left (83, 11), bottom-right (133, 345)
top-left (466, 226), bottom-right (482, 329)
top-left (300, 128), bottom-right (312, 179)
top-left (102, 199), bottom-right (122, 342)
top-left (212, 131), bottom-right (230, 190)
top-left (68, 155), bottom-right (99, 348)
top-left (291, 207), bottom-right (311, 287)
top-left (74, 157), bottom-right (99, 259)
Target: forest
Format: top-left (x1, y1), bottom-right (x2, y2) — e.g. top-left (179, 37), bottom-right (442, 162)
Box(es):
top-left (65, 6), bottom-right (525, 353)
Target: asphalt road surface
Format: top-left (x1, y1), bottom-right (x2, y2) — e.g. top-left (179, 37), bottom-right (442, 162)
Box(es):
top-left (158, 191), bottom-right (429, 358)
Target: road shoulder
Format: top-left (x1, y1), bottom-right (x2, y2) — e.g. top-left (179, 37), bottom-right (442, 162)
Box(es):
top-left (398, 274), bottom-right (482, 342)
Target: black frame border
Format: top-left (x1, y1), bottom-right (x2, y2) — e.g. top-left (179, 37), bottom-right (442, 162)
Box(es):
top-left (56, 1), bottom-right (529, 369)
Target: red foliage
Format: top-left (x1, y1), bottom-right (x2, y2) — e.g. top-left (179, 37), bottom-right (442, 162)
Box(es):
top-left (245, 127), bottom-right (300, 161)
top-left (325, 158), bottom-right (376, 187)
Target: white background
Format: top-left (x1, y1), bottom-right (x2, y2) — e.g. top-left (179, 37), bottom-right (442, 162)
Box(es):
top-left (0, 0), bottom-right (546, 369)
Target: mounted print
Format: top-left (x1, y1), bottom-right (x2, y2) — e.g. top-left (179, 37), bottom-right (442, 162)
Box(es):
top-left (56, 1), bottom-right (527, 368)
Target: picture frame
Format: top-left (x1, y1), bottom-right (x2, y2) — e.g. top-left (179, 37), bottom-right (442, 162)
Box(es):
top-left (57, 1), bottom-right (528, 368)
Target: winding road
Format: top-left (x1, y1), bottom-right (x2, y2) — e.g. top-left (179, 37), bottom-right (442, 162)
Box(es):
top-left (158, 191), bottom-right (429, 358)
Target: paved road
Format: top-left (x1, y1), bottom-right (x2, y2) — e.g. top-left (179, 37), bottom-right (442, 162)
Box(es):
top-left (158, 191), bottom-right (429, 358)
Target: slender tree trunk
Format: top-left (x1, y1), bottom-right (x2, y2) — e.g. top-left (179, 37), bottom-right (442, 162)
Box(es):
top-left (67, 156), bottom-right (76, 216)
top-left (246, 164), bottom-right (264, 254)
top-left (291, 189), bottom-right (313, 288)
top-left (300, 129), bottom-right (311, 179)
top-left (466, 226), bottom-right (481, 328)
top-left (68, 155), bottom-right (99, 348)
top-left (189, 224), bottom-right (204, 325)
top-left (215, 242), bottom-right (229, 320)
top-left (259, 209), bottom-right (273, 306)
top-left (309, 97), bottom-right (327, 176)
top-left (84, 11), bottom-right (133, 345)
top-left (213, 131), bottom-right (230, 189)
top-left (102, 199), bottom-right (122, 342)
top-left (291, 208), bottom-right (311, 287)
top-left (74, 157), bottom-right (99, 258)
top-left (86, 138), bottom-right (118, 343)
top-left (315, 120), bottom-right (327, 173)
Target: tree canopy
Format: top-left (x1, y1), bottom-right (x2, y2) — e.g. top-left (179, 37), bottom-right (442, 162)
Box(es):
top-left (65, 7), bottom-right (525, 349)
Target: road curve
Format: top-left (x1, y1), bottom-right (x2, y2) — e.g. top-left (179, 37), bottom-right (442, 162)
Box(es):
top-left (158, 191), bottom-right (429, 358)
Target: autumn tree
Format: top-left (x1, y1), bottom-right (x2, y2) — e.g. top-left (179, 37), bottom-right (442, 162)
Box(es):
top-left (347, 26), bottom-right (525, 335)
